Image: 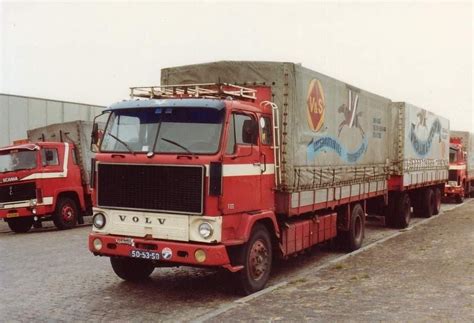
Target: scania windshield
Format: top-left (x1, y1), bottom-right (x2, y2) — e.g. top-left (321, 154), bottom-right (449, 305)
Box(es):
top-left (100, 107), bottom-right (225, 154)
top-left (0, 150), bottom-right (38, 173)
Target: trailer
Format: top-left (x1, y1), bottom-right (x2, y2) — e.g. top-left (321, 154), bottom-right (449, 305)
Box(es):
top-left (0, 121), bottom-right (94, 232)
top-left (88, 61), bottom-right (449, 294)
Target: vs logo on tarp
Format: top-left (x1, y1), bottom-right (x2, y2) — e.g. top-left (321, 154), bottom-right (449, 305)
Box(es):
top-left (306, 79), bottom-right (326, 132)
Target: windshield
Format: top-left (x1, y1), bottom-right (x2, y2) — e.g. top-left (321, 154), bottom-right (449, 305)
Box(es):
top-left (0, 150), bottom-right (38, 173)
top-left (100, 107), bottom-right (225, 154)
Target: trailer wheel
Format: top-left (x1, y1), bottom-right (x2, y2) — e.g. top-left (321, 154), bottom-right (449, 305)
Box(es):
top-left (419, 189), bottom-right (434, 218)
top-left (7, 216), bottom-right (33, 233)
top-left (53, 197), bottom-right (78, 230)
top-left (236, 223), bottom-right (272, 295)
top-left (110, 257), bottom-right (155, 282)
top-left (388, 192), bottom-right (411, 229)
top-left (339, 204), bottom-right (365, 251)
top-left (433, 188), bottom-right (441, 215)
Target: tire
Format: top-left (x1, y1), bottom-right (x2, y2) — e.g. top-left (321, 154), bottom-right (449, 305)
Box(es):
top-left (455, 193), bottom-right (464, 204)
top-left (338, 204), bottom-right (365, 252)
top-left (7, 217), bottom-right (33, 233)
top-left (387, 192), bottom-right (411, 229)
top-left (432, 188), bottom-right (441, 215)
top-left (53, 197), bottom-right (78, 230)
top-left (236, 224), bottom-right (273, 295)
top-left (110, 257), bottom-right (155, 282)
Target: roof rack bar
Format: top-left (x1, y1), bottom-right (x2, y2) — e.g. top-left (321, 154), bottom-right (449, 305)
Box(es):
top-left (129, 83), bottom-right (257, 100)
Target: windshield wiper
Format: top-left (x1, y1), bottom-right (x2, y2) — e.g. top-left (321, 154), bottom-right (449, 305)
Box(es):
top-left (160, 137), bottom-right (196, 157)
top-left (107, 132), bottom-right (135, 154)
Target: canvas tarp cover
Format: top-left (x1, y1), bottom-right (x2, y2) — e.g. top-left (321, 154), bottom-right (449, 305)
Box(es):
top-left (161, 61), bottom-right (393, 192)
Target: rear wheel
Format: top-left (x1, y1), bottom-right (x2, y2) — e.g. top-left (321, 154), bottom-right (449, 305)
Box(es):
top-left (110, 257), bottom-right (155, 282)
top-left (236, 224), bottom-right (273, 295)
top-left (7, 216), bottom-right (33, 233)
top-left (338, 204), bottom-right (365, 251)
top-left (432, 188), bottom-right (441, 215)
top-left (53, 197), bottom-right (78, 230)
top-left (387, 192), bottom-right (411, 229)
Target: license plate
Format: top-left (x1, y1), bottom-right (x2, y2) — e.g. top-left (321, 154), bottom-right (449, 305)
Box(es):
top-left (6, 213), bottom-right (19, 218)
top-left (129, 250), bottom-right (160, 260)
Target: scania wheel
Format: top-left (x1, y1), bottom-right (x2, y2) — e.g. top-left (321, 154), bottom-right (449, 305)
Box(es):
top-left (7, 216), bottom-right (33, 233)
top-left (53, 197), bottom-right (78, 230)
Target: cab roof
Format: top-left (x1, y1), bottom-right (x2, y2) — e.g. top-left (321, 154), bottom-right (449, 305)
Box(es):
top-left (106, 98), bottom-right (226, 111)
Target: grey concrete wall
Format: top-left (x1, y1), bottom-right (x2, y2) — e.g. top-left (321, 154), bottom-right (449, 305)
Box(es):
top-left (0, 93), bottom-right (104, 147)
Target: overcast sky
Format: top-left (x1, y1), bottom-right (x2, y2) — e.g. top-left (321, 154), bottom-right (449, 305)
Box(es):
top-left (1, 0), bottom-right (472, 131)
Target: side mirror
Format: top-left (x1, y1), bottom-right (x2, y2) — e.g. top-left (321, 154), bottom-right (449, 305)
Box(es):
top-left (91, 111), bottom-right (109, 153)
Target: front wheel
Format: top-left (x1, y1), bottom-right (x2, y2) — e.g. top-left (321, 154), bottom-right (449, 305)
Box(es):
top-left (7, 216), bottom-right (33, 233)
top-left (53, 197), bottom-right (78, 230)
top-left (236, 224), bottom-right (273, 295)
top-left (110, 257), bottom-right (155, 282)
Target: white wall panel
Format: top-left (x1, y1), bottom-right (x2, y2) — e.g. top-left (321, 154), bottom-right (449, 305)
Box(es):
top-left (8, 96), bottom-right (29, 142)
top-left (28, 99), bottom-right (47, 129)
top-left (46, 101), bottom-right (63, 124)
top-left (0, 94), bottom-right (104, 146)
top-left (0, 95), bottom-right (10, 147)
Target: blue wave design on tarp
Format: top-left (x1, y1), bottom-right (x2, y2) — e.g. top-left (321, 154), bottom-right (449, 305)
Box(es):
top-left (307, 136), bottom-right (368, 163)
top-left (410, 119), bottom-right (442, 156)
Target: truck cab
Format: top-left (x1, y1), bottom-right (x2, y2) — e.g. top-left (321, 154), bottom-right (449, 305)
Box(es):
top-left (0, 141), bottom-right (88, 232)
top-left (89, 84), bottom-right (285, 293)
top-left (445, 141), bottom-right (467, 203)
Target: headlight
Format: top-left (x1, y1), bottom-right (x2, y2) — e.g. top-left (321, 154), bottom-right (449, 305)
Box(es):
top-left (29, 199), bottom-right (37, 207)
top-left (198, 222), bottom-right (213, 239)
top-left (93, 213), bottom-right (106, 229)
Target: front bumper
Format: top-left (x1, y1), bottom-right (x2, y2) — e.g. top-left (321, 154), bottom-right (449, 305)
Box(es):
top-left (0, 204), bottom-right (52, 219)
top-left (89, 233), bottom-right (232, 268)
top-left (444, 185), bottom-right (463, 197)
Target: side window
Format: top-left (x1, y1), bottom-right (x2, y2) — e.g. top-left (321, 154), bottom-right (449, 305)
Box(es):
top-left (41, 148), bottom-right (59, 166)
top-left (260, 116), bottom-right (272, 145)
top-left (225, 113), bottom-right (257, 155)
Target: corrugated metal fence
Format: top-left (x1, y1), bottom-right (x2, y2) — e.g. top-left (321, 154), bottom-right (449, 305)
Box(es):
top-left (0, 93), bottom-right (104, 147)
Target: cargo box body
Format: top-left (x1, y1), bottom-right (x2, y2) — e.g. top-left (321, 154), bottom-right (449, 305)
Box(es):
top-left (389, 102), bottom-right (450, 188)
top-left (27, 121), bottom-right (94, 185)
top-left (450, 130), bottom-right (474, 180)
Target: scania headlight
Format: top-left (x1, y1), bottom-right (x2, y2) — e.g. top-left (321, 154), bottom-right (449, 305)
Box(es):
top-left (198, 222), bottom-right (213, 239)
top-left (93, 212), bottom-right (106, 229)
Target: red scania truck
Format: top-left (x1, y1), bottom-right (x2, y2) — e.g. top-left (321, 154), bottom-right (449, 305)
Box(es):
top-left (88, 61), bottom-right (449, 294)
top-left (445, 131), bottom-right (474, 202)
top-left (0, 121), bottom-right (94, 232)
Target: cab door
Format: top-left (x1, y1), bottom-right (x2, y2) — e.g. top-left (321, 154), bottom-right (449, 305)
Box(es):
top-left (221, 112), bottom-right (261, 214)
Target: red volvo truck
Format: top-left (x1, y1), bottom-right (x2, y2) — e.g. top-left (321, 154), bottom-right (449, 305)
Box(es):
top-left (445, 131), bottom-right (474, 202)
top-left (0, 121), bottom-right (94, 233)
top-left (88, 61), bottom-right (449, 294)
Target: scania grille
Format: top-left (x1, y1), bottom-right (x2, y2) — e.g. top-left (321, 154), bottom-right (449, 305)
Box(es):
top-left (97, 164), bottom-right (204, 214)
top-left (0, 182), bottom-right (36, 203)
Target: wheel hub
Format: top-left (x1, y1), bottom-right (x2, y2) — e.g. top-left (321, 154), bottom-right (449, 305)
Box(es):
top-left (249, 240), bottom-right (269, 281)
